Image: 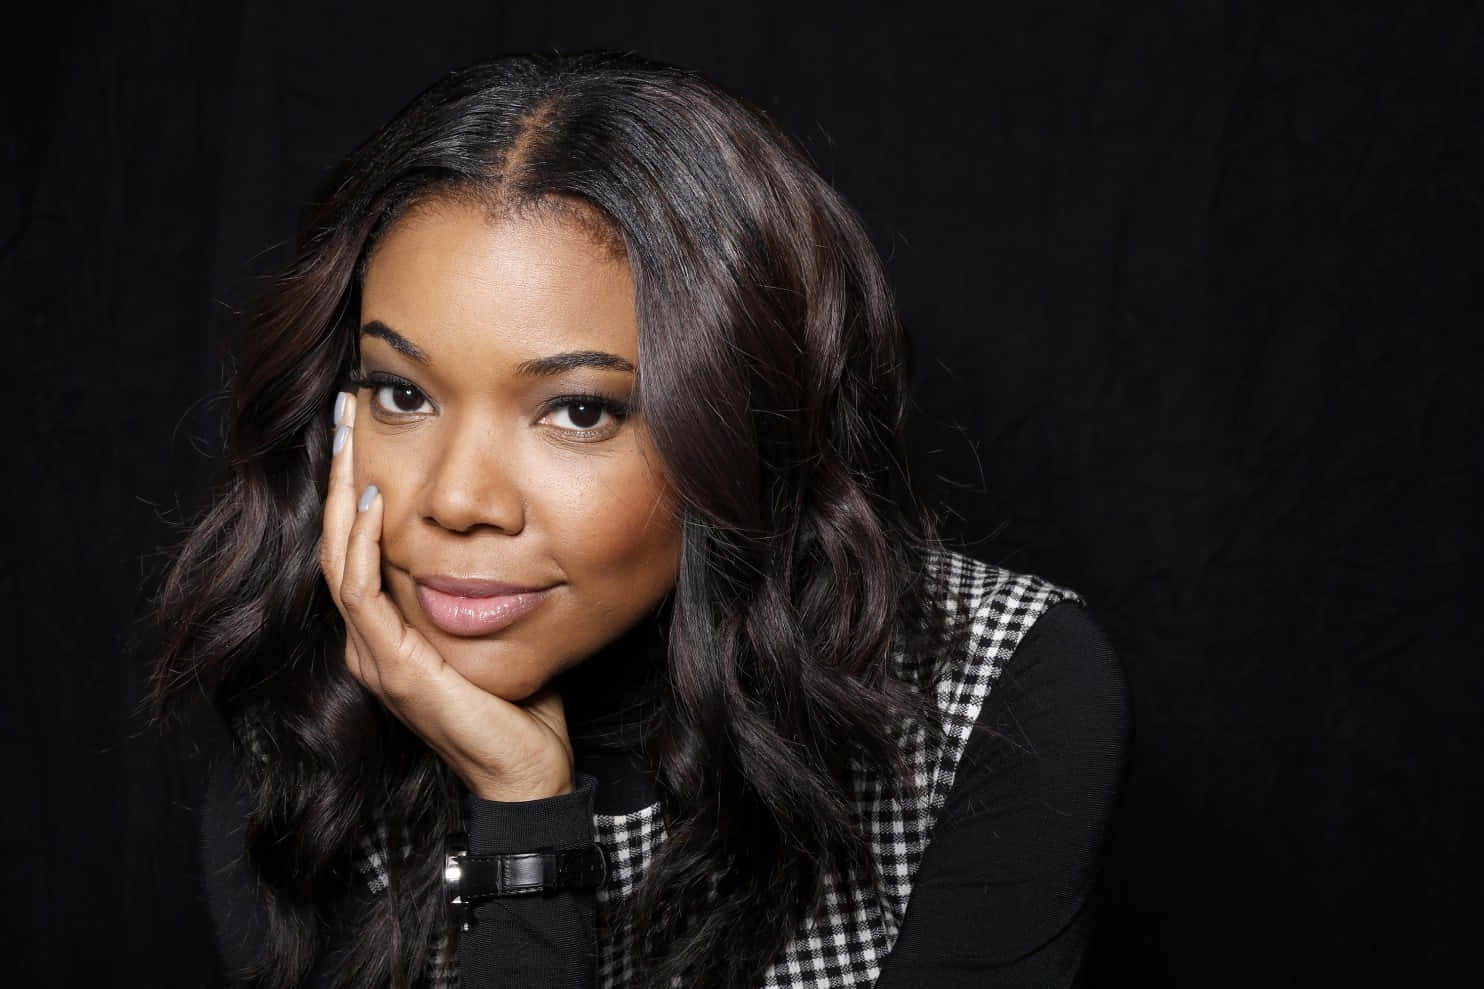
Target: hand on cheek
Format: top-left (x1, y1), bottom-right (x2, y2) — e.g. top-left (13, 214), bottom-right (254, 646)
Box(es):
top-left (320, 390), bottom-right (575, 802)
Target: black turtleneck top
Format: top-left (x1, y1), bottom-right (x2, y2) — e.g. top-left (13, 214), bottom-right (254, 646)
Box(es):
top-left (201, 599), bottom-right (1128, 987)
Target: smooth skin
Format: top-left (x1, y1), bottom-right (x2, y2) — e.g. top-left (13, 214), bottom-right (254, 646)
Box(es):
top-left (320, 201), bottom-right (683, 802)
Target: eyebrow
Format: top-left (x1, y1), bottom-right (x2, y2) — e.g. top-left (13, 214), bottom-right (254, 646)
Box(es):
top-left (513, 351), bottom-right (636, 378)
top-left (359, 320), bottom-right (636, 377)
top-left (361, 321), bottom-right (429, 363)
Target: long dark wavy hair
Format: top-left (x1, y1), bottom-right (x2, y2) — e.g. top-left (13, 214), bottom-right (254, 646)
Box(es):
top-left (154, 50), bottom-right (969, 989)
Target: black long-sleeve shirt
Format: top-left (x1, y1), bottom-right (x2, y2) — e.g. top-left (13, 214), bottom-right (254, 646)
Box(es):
top-left (202, 599), bottom-right (1128, 987)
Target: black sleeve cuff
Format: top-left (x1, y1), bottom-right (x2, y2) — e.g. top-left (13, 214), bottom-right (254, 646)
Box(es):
top-left (465, 774), bottom-right (597, 854)
top-left (457, 776), bottom-right (601, 987)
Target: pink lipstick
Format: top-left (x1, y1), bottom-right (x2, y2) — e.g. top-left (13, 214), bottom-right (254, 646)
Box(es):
top-left (414, 576), bottom-right (555, 637)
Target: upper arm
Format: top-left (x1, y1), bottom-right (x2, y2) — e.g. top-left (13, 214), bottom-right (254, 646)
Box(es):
top-left (875, 600), bottom-right (1130, 987)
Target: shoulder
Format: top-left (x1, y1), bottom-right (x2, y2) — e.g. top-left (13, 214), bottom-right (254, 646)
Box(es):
top-left (915, 548), bottom-right (1092, 685)
top-left (958, 596), bottom-right (1130, 820)
top-left (919, 546), bottom-right (1083, 614)
top-left (905, 550), bottom-right (1095, 736)
top-left (903, 549), bottom-right (1130, 827)
top-left (877, 563), bottom-right (1129, 973)
top-left (915, 548), bottom-right (1115, 683)
top-left (920, 547), bottom-right (1128, 787)
top-left (994, 597), bottom-right (1128, 733)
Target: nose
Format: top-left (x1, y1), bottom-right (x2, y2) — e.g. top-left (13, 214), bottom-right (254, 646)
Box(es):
top-left (422, 413), bottom-right (525, 534)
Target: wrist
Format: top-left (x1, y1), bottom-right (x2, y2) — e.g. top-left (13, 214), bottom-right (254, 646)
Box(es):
top-left (444, 833), bottom-right (607, 932)
top-left (465, 774), bottom-right (597, 855)
top-left (451, 775), bottom-right (602, 937)
top-left (468, 769), bottom-right (573, 803)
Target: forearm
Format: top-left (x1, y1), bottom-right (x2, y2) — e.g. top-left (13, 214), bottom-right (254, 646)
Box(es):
top-left (455, 775), bottom-right (600, 988)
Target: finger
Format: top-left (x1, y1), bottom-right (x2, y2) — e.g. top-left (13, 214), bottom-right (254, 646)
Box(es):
top-left (340, 492), bottom-right (521, 732)
top-left (342, 614), bottom-right (375, 686)
top-left (320, 391), bottom-right (358, 600)
top-left (339, 483), bottom-right (429, 703)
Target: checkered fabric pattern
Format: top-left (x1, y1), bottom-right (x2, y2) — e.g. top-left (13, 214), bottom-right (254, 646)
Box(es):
top-left (359, 550), bottom-right (1081, 988)
top-left (593, 802), bottom-right (666, 987)
top-left (351, 821), bottom-right (460, 986)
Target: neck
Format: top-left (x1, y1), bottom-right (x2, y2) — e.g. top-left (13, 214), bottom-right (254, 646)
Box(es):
top-left (557, 593), bottom-right (671, 749)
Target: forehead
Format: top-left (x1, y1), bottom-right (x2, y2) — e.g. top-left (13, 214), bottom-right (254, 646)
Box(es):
top-left (359, 200), bottom-right (637, 362)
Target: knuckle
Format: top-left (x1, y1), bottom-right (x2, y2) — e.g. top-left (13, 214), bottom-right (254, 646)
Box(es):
top-left (376, 664), bottom-right (413, 704)
top-left (339, 579), bottom-right (368, 610)
top-left (395, 635), bottom-right (422, 668)
top-left (378, 647), bottom-right (426, 704)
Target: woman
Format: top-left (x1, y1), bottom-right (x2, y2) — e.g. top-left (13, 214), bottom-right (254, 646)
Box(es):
top-left (156, 51), bottom-right (1128, 988)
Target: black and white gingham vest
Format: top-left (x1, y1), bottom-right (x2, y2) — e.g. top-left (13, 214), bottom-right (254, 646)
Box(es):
top-left (359, 550), bottom-right (1082, 988)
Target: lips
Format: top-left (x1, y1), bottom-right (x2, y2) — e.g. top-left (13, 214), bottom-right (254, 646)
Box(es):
top-left (418, 575), bottom-right (550, 598)
top-left (413, 576), bottom-right (556, 637)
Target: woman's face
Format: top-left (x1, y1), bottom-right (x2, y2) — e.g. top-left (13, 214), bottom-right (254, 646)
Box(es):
top-left (352, 200), bottom-right (682, 702)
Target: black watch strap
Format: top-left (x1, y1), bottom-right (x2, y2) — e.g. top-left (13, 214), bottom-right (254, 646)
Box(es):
top-left (461, 846), bottom-right (608, 899)
top-left (445, 834), bottom-right (607, 930)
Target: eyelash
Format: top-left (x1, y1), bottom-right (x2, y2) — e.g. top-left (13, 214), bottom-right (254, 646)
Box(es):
top-left (344, 370), bottom-right (631, 437)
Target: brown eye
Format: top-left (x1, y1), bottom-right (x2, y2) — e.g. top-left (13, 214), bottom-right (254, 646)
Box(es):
top-left (373, 382), bottom-right (432, 414)
top-left (542, 395), bottom-right (628, 437)
top-left (391, 384), bottom-right (423, 411)
top-left (565, 401), bottom-right (604, 429)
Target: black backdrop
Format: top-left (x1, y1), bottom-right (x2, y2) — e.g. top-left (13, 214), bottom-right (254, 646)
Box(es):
top-left (6, 1), bottom-right (1481, 985)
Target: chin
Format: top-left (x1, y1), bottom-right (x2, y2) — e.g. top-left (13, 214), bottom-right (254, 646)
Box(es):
top-left (437, 635), bottom-right (565, 703)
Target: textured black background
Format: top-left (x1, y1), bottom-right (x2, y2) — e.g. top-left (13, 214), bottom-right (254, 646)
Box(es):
top-left (5, 1), bottom-right (1481, 985)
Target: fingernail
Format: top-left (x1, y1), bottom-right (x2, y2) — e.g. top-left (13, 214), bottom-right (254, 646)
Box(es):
top-left (333, 390), bottom-right (350, 425)
top-left (332, 423), bottom-right (350, 456)
top-left (358, 484), bottom-right (379, 513)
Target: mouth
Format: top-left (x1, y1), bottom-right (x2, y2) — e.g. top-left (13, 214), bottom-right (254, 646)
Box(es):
top-left (413, 575), bottom-right (557, 637)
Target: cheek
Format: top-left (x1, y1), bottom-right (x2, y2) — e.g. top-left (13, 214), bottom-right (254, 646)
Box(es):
top-left (549, 454), bottom-right (681, 576)
top-left (351, 428), bottom-right (422, 532)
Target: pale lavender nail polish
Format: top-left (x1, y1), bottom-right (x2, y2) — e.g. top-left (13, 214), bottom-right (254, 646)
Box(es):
top-left (333, 391), bottom-right (350, 425)
top-left (332, 423), bottom-right (350, 456)
top-left (358, 484), bottom-right (379, 513)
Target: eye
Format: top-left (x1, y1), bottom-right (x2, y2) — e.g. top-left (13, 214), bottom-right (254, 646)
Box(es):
top-left (374, 381), bottom-right (432, 415)
top-left (541, 395), bottom-right (629, 437)
top-left (348, 371), bottom-right (434, 416)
